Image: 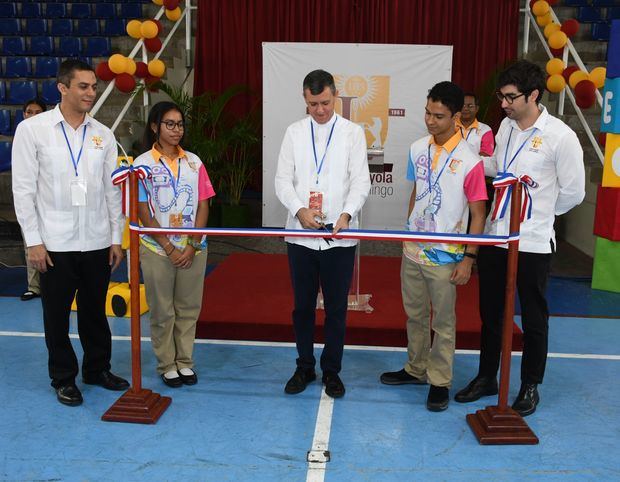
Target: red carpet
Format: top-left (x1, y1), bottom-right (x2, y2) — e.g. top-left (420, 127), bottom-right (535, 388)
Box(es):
top-left (196, 253), bottom-right (523, 350)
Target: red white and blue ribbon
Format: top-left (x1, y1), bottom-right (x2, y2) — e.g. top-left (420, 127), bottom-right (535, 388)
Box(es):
top-left (111, 165), bottom-right (153, 217)
top-left (491, 172), bottom-right (539, 222)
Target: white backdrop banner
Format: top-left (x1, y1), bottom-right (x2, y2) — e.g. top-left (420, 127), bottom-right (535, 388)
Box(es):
top-left (262, 42), bottom-right (453, 229)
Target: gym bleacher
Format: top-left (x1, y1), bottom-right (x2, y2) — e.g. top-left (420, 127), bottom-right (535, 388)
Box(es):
top-left (0, 0), bottom-right (152, 171)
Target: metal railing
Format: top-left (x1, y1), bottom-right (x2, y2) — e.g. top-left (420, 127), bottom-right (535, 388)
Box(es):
top-left (90, 0), bottom-right (197, 134)
top-left (521, 0), bottom-right (604, 164)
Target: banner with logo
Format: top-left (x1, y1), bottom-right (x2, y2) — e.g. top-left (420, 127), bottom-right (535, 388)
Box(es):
top-left (262, 42), bottom-right (453, 229)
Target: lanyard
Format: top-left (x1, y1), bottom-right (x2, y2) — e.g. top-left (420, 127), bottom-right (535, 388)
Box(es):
top-left (503, 127), bottom-right (537, 172)
top-left (60, 123), bottom-right (87, 177)
top-left (426, 143), bottom-right (457, 198)
top-left (159, 157), bottom-right (181, 197)
top-left (310, 117), bottom-right (337, 185)
top-left (460, 126), bottom-right (474, 141)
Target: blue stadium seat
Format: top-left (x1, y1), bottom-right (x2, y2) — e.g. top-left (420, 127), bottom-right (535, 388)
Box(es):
top-left (76, 19), bottom-right (100, 36)
top-left (21, 2), bottom-right (41, 18)
top-left (610, 7), bottom-right (620, 19)
top-left (33, 57), bottom-right (60, 78)
top-left (592, 0), bottom-right (620, 6)
top-left (578, 6), bottom-right (603, 22)
top-left (5, 57), bottom-right (33, 78)
top-left (8, 81), bottom-right (37, 105)
top-left (25, 19), bottom-right (48, 36)
top-left (83, 37), bottom-right (111, 57)
top-left (50, 19), bottom-right (73, 36)
top-left (563, 0), bottom-right (590, 5)
top-left (0, 110), bottom-right (11, 136)
top-left (71, 3), bottom-right (91, 19)
top-left (78, 57), bottom-right (93, 66)
top-left (57, 37), bottom-right (82, 57)
top-left (0, 18), bottom-right (20, 35)
top-left (120, 3), bottom-right (142, 19)
top-left (41, 80), bottom-right (60, 105)
top-left (13, 109), bottom-right (24, 132)
top-left (0, 2), bottom-right (17, 17)
top-left (103, 19), bottom-right (126, 36)
top-left (95, 3), bottom-right (116, 19)
top-left (592, 21), bottom-right (611, 40)
top-left (2, 37), bottom-right (26, 56)
top-left (0, 141), bottom-right (11, 172)
top-left (46, 3), bottom-right (66, 18)
top-left (0, 81), bottom-right (5, 102)
top-left (29, 36), bottom-right (54, 56)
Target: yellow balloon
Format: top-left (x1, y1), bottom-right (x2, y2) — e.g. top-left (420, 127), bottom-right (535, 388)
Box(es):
top-left (152, 0), bottom-right (163, 4)
top-left (569, 70), bottom-right (589, 89)
top-left (589, 66), bottom-right (606, 89)
top-left (544, 22), bottom-right (561, 39)
top-left (536, 12), bottom-right (552, 27)
top-left (546, 58), bottom-right (565, 76)
top-left (126, 20), bottom-right (143, 39)
top-left (108, 54), bottom-right (127, 75)
top-left (148, 59), bottom-right (166, 78)
top-left (548, 30), bottom-right (568, 49)
top-left (532, 0), bottom-right (550, 16)
top-left (125, 58), bottom-right (137, 76)
top-left (140, 20), bottom-right (159, 40)
top-left (546, 74), bottom-right (566, 94)
top-left (165, 6), bottom-right (182, 21)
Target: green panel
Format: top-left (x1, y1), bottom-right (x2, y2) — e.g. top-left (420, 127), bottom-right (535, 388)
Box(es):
top-left (592, 237), bottom-right (620, 293)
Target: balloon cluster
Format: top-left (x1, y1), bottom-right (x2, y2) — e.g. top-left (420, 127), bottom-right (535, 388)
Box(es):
top-left (152, 0), bottom-right (182, 21)
top-left (96, 55), bottom-right (166, 93)
top-left (545, 58), bottom-right (606, 109)
top-left (126, 19), bottom-right (163, 53)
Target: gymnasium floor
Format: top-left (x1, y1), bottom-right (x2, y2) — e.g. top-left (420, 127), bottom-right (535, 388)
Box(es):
top-left (1, 291), bottom-right (619, 481)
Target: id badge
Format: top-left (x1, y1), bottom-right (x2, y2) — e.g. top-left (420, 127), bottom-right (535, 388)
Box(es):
top-left (309, 191), bottom-right (323, 211)
top-left (70, 179), bottom-right (87, 206)
top-left (169, 213), bottom-right (183, 228)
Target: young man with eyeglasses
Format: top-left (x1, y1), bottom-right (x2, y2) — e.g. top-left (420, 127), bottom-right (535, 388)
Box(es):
top-left (454, 59), bottom-right (585, 416)
top-left (456, 93), bottom-right (495, 157)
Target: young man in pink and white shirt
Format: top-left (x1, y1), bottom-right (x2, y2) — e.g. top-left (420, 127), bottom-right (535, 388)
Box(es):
top-left (380, 82), bottom-right (487, 412)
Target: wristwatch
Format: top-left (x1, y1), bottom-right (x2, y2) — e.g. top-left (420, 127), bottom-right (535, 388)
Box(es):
top-left (188, 239), bottom-right (203, 251)
top-left (462, 252), bottom-right (477, 260)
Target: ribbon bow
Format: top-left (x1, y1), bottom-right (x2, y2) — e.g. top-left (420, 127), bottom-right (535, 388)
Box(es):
top-left (491, 172), bottom-right (539, 222)
top-left (111, 165), bottom-right (153, 217)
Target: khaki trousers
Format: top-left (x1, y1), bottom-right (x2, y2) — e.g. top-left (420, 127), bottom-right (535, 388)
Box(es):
top-left (401, 255), bottom-right (457, 387)
top-left (140, 245), bottom-right (208, 374)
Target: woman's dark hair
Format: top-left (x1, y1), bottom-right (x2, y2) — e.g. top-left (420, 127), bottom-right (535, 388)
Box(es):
top-left (497, 59), bottom-right (546, 104)
top-left (142, 101), bottom-right (186, 150)
top-left (427, 81), bottom-right (464, 116)
top-left (23, 98), bottom-right (47, 113)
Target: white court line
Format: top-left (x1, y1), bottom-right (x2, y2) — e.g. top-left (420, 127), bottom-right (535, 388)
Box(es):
top-left (306, 388), bottom-right (334, 482)
top-left (1, 331), bottom-right (620, 360)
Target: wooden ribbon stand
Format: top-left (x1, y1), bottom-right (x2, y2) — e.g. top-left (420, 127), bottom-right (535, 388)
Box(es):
top-left (466, 182), bottom-right (539, 444)
top-left (102, 170), bottom-right (171, 423)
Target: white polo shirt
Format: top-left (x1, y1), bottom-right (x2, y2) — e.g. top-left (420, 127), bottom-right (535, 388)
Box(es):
top-left (12, 105), bottom-right (123, 252)
top-left (456, 118), bottom-right (495, 156)
top-left (483, 105), bottom-right (585, 253)
top-left (275, 113), bottom-right (370, 250)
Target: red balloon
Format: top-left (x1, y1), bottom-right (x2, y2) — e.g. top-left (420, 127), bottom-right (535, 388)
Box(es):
top-left (574, 79), bottom-right (596, 98)
top-left (115, 73), bottom-right (136, 94)
top-left (144, 37), bottom-right (162, 53)
top-left (562, 65), bottom-right (580, 83)
top-left (598, 132), bottom-right (607, 147)
top-left (164, 0), bottom-right (180, 9)
top-left (145, 75), bottom-right (160, 92)
top-left (135, 61), bottom-right (149, 79)
top-left (561, 19), bottom-right (579, 38)
top-left (95, 61), bottom-right (115, 82)
top-left (153, 19), bottom-right (163, 35)
top-left (550, 47), bottom-right (564, 57)
top-left (548, 0), bottom-right (559, 5)
top-left (575, 90), bottom-right (596, 109)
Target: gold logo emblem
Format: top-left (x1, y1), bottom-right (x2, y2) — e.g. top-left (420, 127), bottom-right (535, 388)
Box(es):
top-left (92, 135), bottom-right (104, 149)
top-left (531, 136), bottom-right (543, 149)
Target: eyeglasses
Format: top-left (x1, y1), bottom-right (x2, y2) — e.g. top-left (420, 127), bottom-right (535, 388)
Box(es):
top-left (463, 103), bottom-right (478, 109)
top-left (160, 120), bottom-right (185, 131)
top-left (496, 91), bottom-right (526, 104)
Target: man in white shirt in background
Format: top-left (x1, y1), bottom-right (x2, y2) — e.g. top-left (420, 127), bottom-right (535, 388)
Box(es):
top-left (456, 93), bottom-right (495, 157)
top-left (454, 60), bottom-right (585, 416)
top-left (275, 69), bottom-right (370, 398)
top-left (12, 59), bottom-right (129, 407)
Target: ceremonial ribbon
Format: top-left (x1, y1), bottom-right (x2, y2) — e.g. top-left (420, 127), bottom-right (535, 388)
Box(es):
top-left (491, 172), bottom-right (539, 222)
top-left (111, 164), bottom-right (153, 217)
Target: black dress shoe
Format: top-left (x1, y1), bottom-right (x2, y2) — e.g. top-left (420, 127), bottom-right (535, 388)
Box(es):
top-left (83, 370), bottom-right (129, 391)
top-left (454, 375), bottom-right (498, 403)
top-left (512, 383), bottom-right (539, 417)
top-left (427, 385), bottom-right (449, 412)
top-left (284, 368), bottom-right (316, 394)
top-left (161, 373), bottom-right (183, 388)
top-left (380, 368), bottom-right (426, 385)
top-left (56, 384), bottom-right (83, 406)
top-left (322, 372), bottom-right (345, 398)
top-left (20, 290), bottom-right (40, 301)
top-left (178, 369), bottom-right (198, 385)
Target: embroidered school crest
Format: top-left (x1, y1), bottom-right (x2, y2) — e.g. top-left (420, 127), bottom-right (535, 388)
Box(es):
top-left (448, 158), bottom-right (462, 174)
top-left (91, 135), bottom-right (104, 149)
top-left (531, 136), bottom-right (543, 150)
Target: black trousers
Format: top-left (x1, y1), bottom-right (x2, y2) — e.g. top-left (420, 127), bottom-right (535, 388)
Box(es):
top-left (477, 245), bottom-right (552, 385)
top-left (287, 243), bottom-right (356, 374)
top-left (40, 248), bottom-right (112, 387)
